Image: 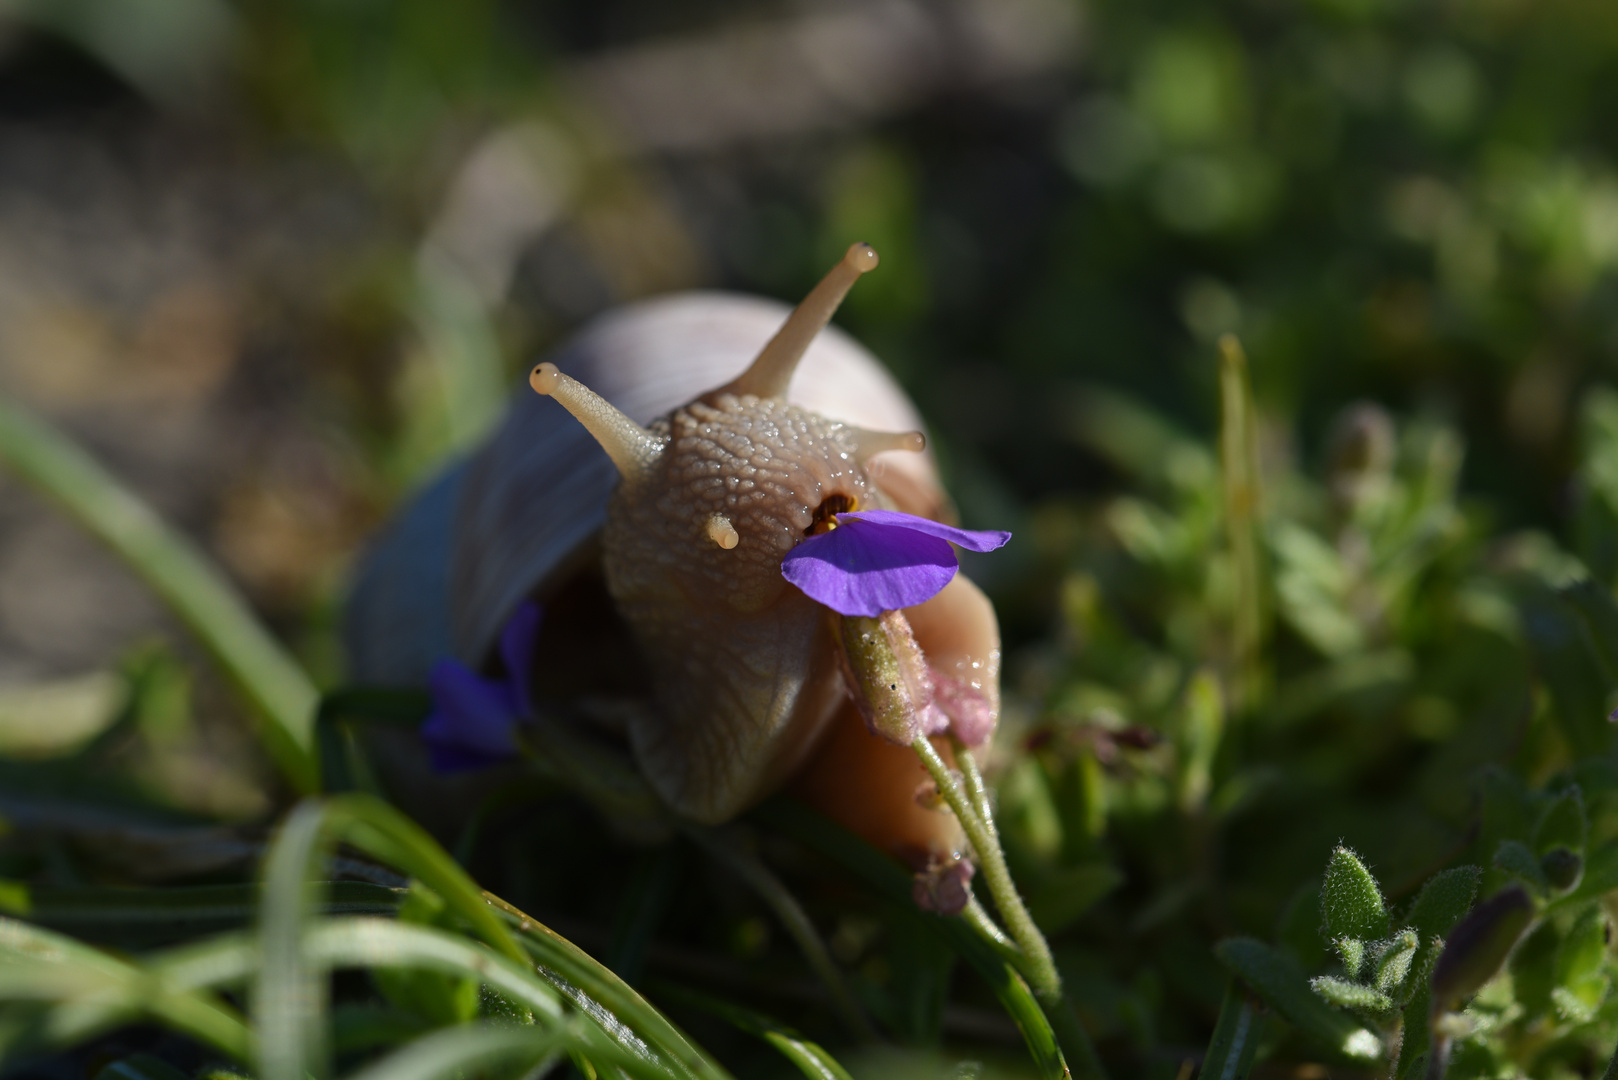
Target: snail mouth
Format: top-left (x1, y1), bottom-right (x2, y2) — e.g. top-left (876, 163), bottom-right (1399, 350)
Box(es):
top-left (806, 493), bottom-right (857, 536)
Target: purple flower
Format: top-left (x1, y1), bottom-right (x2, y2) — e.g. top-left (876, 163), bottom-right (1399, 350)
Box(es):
top-left (913, 856), bottom-right (976, 915)
top-left (420, 602), bottom-right (540, 773)
top-left (780, 508), bottom-right (1011, 617)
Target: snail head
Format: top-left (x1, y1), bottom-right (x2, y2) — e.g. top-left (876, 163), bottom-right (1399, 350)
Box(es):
top-left (530, 243), bottom-right (925, 617)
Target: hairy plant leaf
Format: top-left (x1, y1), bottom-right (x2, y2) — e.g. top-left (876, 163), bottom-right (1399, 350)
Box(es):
top-left (1393, 986), bottom-right (1430, 1080)
top-left (1493, 840), bottom-right (1547, 893)
top-left (1373, 930), bottom-right (1419, 994)
top-left (1216, 937), bottom-right (1381, 1060)
top-left (1520, 586), bottom-right (1614, 757)
top-left (1321, 847), bottom-right (1389, 944)
top-left (1404, 867), bottom-right (1481, 938)
top-left (1336, 936), bottom-right (1366, 979)
top-left (1310, 975), bottom-right (1392, 1011)
top-left (1535, 786), bottom-right (1588, 856)
top-left (1556, 905), bottom-right (1608, 988)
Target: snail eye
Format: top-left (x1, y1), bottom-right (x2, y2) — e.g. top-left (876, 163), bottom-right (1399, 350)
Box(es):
top-left (706, 513), bottom-right (740, 550)
top-left (806, 493), bottom-right (857, 537)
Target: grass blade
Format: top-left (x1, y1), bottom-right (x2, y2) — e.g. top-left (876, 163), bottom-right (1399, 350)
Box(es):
top-left (93, 1053), bottom-right (193, 1080)
top-left (1201, 981), bottom-right (1260, 1080)
top-left (254, 796), bottom-right (707, 1078)
top-left (338, 1023), bottom-right (566, 1080)
top-left (652, 983), bottom-right (855, 1080)
top-left (30, 882), bottom-right (398, 943)
top-left (0, 916), bottom-right (250, 1059)
top-left (0, 399), bottom-right (318, 790)
top-left (156, 919), bottom-right (567, 1021)
top-left (1218, 335), bottom-right (1266, 714)
top-left (256, 795), bottom-right (534, 1080)
top-left (483, 891), bottom-right (735, 1080)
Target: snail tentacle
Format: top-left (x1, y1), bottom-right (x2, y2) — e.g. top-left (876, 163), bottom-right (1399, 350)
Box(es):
top-left (716, 242), bottom-right (879, 401)
top-left (844, 425), bottom-right (926, 465)
top-left (530, 362), bottom-right (665, 482)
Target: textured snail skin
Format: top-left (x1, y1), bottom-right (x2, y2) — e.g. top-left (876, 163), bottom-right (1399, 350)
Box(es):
top-left (345, 287), bottom-right (997, 858)
top-left (606, 393), bottom-right (889, 822)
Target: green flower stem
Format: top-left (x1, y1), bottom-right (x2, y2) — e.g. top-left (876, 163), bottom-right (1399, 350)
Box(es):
top-left (962, 895), bottom-right (1024, 967)
top-left (910, 735), bottom-right (1061, 1001)
top-left (952, 739), bottom-right (999, 844)
top-left (679, 825), bottom-right (876, 1042)
top-left (0, 399), bottom-right (318, 791)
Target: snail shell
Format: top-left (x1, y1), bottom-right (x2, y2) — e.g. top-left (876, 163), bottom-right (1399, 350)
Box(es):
top-left (345, 251), bottom-right (999, 859)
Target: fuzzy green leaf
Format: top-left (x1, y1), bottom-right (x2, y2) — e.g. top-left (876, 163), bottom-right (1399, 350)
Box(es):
top-left (1393, 987), bottom-right (1431, 1080)
top-left (1509, 919), bottom-right (1560, 1019)
top-left (1493, 840), bottom-right (1548, 893)
top-left (1479, 767), bottom-right (1536, 852)
top-left (1557, 905), bottom-right (1608, 988)
top-left (1521, 586), bottom-right (1616, 757)
top-left (1336, 936), bottom-right (1366, 979)
top-left (1374, 930), bottom-right (1419, 995)
top-left (1311, 975), bottom-right (1393, 1012)
top-left (1535, 787), bottom-right (1588, 857)
top-left (1321, 847), bottom-right (1389, 944)
top-left (1217, 937), bottom-right (1381, 1060)
top-left (1404, 867), bottom-right (1481, 938)
top-left (1552, 977), bottom-right (1610, 1024)
top-left (1571, 841), bottom-right (1618, 901)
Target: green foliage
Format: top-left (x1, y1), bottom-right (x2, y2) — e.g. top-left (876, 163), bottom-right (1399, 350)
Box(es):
top-left (1216, 938), bottom-right (1380, 1060)
top-left (1371, 930), bottom-right (1418, 996)
top-left (1405, 867), bottom-right (1481, 939)
top-left (1200, 983), bottom-right (1261, 1080)
top-left (1321, 847), bottom-right (1390, 950)
top-left (12, 2), bottom-right (1618, 1074)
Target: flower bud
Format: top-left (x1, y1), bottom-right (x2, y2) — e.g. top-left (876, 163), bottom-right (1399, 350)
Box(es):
top-left (1540, 846), bottom-right (1583, 892)
top-left (912, 857), bottom-right (975, 915)
top-left (838, 610), bottom-right (936, 745)
top-left (1430, 886), bottom-right (1534, 1011)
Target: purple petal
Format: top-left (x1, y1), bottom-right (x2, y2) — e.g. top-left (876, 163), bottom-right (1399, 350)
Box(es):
top-left (782, 517), bottom-right (959, 617)
top-left (839, 509), bottom-right (1011, 553)
top-left (420, 659), bottom-right (521, 774)
top-left (496, 601), bottom-right (542, 717)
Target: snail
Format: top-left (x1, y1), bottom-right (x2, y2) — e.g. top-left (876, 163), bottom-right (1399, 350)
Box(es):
top-left (345, 244), bottom-right (1001, 867)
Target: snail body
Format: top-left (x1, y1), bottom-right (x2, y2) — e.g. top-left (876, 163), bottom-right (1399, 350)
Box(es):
top-left (346, 246), bottom-right (999, 860)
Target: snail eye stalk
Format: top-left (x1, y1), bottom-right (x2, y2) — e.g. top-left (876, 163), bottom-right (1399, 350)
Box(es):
top-left (530, 362), bottom-right (664, 482)
top-left (714, 242), bottom-right (880, 401)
